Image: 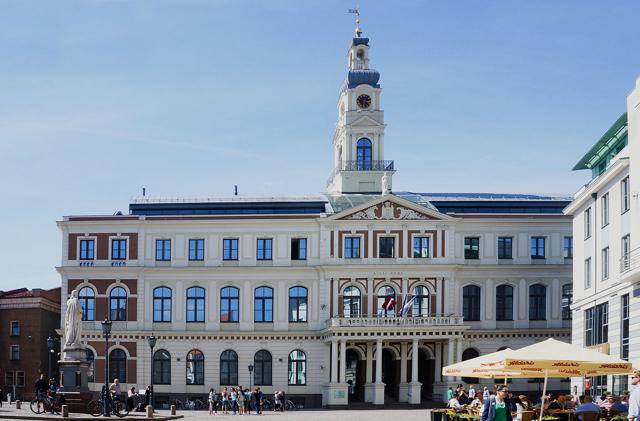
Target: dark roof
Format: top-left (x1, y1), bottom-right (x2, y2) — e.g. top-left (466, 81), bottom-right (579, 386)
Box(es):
top-left (0, 287), bottom-right (61, 303)
top-left (346, 69), bottom-right (380, 89)
top-left (352, 37), bottom-right (369, 46)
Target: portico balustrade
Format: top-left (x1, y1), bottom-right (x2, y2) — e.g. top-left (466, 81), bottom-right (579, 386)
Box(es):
top-left (326, 314), bottom-right (463, 328)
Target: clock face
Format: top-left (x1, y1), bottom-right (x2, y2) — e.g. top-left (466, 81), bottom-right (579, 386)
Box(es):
top-left (357, 94), bottom-right (372, 109)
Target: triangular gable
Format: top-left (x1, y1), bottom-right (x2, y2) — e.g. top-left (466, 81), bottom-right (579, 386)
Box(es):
top-left (328, 194), bottom-right (454, 221)
top-left (350, 115), bottom-right (383, 127)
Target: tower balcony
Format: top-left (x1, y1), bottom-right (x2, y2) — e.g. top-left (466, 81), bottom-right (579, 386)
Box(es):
top-left (326, 160), bottom-right (395, 187)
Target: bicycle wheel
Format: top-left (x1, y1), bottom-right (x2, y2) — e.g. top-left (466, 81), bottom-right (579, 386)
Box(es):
top-left (30, 398), bottom-right (45, 414)
top-left (87, 400), bottom-right (103, 417)
top-left (51, 399), bottom-right (62, 415)
top-left (286, 400), bottom-right (296, 410)
top-left (113, 401), bottom-right (129, 418)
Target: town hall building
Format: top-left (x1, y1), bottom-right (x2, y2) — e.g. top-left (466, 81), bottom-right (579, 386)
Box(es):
top-left (57, 26), bottom-right (573, 408)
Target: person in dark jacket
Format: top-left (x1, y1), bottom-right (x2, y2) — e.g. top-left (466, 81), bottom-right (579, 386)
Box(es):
top-left (481, 385), bottom-right (513, 421)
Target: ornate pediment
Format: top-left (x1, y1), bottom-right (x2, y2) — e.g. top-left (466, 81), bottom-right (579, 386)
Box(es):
top-left (345, 201), bottom-right (431, 220)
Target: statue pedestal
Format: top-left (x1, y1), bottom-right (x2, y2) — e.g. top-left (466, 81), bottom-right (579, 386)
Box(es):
top-left (58, 346), bottom-right (93, 413)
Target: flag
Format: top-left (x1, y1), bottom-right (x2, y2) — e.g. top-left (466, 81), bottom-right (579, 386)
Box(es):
top-left (381, 295), bottom-right (392, 310)
top-left (400, 295), bottom-right (413, 317)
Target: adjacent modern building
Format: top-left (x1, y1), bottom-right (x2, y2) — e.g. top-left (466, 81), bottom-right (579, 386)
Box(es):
top-left (0, 287), bottom-right (61, 400)
top-left (57, 27), bottom-right (574, 408)
top-left (564, 77), bottom-right (640, 396)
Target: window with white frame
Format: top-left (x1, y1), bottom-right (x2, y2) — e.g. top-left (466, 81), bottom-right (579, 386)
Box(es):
top-left (413, 236), bottom-right (430, 258)
top-left (79, 239), bottom-right (95, 260)
top-left (10, 345), bottom-right (19, 360)
top-left (563, 236), bottom-right (573, 259)
top-left (601, 193), bottom-right (609, 227)
top-left (15, 371), bottom-right (25, 386)
top-left (621, 177), bottom-right (630, 213)
top-left (378, 237), bottom-right (395, 258)
top-left (584, 257), bottom-right (592, 289)
top-left (10, 321), bottom-right (19, 336)
top-left (622, 234), bottom-right (631, 271)
top-left (621, 294), bottom-right (629, 360)
top-left (584, 208), bottom-right (592, 239)
top-left (344, 236), bottom-right (361, 259)
top-left (602, 247), bottom-right (610, 280)
top-left (111, 238), bottom-right (127, 260)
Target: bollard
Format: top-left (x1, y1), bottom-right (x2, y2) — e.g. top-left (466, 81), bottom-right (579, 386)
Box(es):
top-left (170, 404), bottom-right (176, 415)
top-left (62, 405), bottom-right (69, 418)
top-left (146, 405), bottom-right (154, 418)
top-left (15, 400), bottom-right (21, 410)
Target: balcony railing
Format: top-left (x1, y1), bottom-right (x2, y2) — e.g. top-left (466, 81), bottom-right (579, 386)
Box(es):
top-left (620, 247), bottom-right (640, 273)
top-left (326, 314), bottom-right (463, 328)
top-left (326, 160), bottom-right (395, 186)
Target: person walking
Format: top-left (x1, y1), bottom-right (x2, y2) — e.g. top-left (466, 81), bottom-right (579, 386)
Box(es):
top-left (222, 387), bottom-right (229, 414)
top-left (237, 387), bottom-right (244, 415)
top-left (231, 387), bottom-right (238, 415)
top-left (209, 388), bottom-right (215, 415)
top-left (481, 385), bottom-right (513, 421)
top-left (256, 387), bottom-right (263, 415)
top-left (448, 387), bottom-right (455, 401)
top-left (629, 370), bottom-right (640, 421)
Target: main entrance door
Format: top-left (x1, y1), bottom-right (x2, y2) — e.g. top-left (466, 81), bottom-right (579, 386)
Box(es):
top-left (381, 349), bottom-right (399, 401)
top-left (345, 349), bottom-right (365, 401)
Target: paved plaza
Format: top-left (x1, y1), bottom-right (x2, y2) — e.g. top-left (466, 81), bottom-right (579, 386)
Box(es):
top-left (0, 404), bottom-right (432, 420)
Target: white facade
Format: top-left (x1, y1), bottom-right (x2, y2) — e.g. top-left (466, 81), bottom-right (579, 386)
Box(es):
top-left (57, 30), bottom-right (575, 408)
top-left (564, 76), bottom-right (640, 396)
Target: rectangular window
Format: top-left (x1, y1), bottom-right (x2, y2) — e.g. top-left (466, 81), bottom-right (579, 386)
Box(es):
top-left (256, 238), bottom-right (273, 260)
top-left (79, 239), bottom-right (95, 260)
top-left (584, 208), bottom-right (591, 239)
top-left (15, 371), bottom-right (25, 387)
top-left (464, 237), bottom-right (480, 259)
top-left (111, 239), bottom-right (127, 260)
top-left (413, 236), bottom-right (430, 258)
top-left (601, 247), bottom-right (609, 280)
top-left (5, 372), bottom-right (13, 386)
top-left (585, 303), bottom-right (608, 346)
top-left (497, 237), bottom-right (512, 259)
top-left (531, 237), bottom-right (545, 259)
top-left (621, 294), bottom-right (629, 360)
top-left (10, 321), bottom-right (19, 337)
top-left (378, 237), bottom-right (395, 258)
top-left (622, 234), bottom-right (631, 271)
top-left (584, 258), bottom-right (591, 289)
top-left (345, 237), bottom-right (361, 259)
top-left (10, 345), bottom-right (19, 360)
top-left (188, 239), bottom-right (204, 261)
top-left (563, 236), bottom-right (573, 259)
top-left (601, 193), bottom-right (609, 227)
top-left (291, 238), bottom-right (307, 260)
top-left (223, 238), bottom-right (239, 260)
top-left (155, 239), bottom-right (171, 261)
top-left (621, 177), bottom-right (630, 213)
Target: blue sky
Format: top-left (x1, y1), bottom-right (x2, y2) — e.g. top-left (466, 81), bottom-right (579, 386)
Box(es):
top-left (1, 0), bottom-right (639, 289)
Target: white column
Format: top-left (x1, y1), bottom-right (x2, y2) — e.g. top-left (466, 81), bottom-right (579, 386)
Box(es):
top-left (456, 338), bottom-right (462, 364)
top-left (447, 338), bottom-right (454, 366)
top-left (375, 339), bottom-right (383, 383)
top-left (366, 342), bottom-right (373, 383)
top-left (400, 342), bottom-right (408, 383)
top-left (411, 339), bottom-right (419, 382)
top-left (331, 339), bottom-right (338, 383)
top-left (339, 339), bottom-right (347, 383)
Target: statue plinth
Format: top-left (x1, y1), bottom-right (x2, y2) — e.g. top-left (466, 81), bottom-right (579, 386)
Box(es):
top-left (58, 344), bottom-right (90, 393)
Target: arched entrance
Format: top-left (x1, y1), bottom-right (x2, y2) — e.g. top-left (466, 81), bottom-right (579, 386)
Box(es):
top-left (418, 348), bottom-right (435, 400)
top-left (345, 349), bottom-right (365, 401)
top-left (381, 349), bottom-right (399, 401)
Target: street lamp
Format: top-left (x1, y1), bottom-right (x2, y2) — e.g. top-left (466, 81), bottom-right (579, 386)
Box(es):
top-left (101, 319), bottom-right (112, 417)
top-left (147, 335), bottom-right (157, 410)
top-left (248, 364), bottom-right (254, 392)
top-left (47, 336), bottom-right (55, 380)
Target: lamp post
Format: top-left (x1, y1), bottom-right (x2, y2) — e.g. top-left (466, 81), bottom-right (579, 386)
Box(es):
top-left (147, 335), bottom-right (156, 410)
top-left (101, 319), bottom-right (112, 417)
top-left (47, 336), bottom-right (55, 380)
top-left (248, 364), bottom-right (254, 392)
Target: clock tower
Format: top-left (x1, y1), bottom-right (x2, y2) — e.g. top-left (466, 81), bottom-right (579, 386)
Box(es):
top-left (326, 23), bottom-right (394, 195)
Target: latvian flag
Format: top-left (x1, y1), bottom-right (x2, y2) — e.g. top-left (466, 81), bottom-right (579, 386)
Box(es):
top-left (381, 295), bottom-right (396, 314)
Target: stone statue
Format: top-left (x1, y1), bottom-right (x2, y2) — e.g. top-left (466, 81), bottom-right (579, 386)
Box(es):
top-left (381, 172), bottom-right (391, 195)
top-left (64, 289), bottom-right (84, 349)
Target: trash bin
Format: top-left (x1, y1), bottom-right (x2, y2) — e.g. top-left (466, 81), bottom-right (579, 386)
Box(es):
top-left (432, 410), bottom-right (443, 421)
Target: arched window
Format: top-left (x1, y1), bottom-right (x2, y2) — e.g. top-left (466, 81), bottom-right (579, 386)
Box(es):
top-left (562, 284), bottom-right (573, 320)
top-left (529, 284), bottom-right (546, 320)
top-left (288, 350), bottom-right (306, 385)
top-left (461, 348), bottom-right (480, 384)
top-left (254, 350), bottom-right (272, 386)
top-left (343, 286), bottom-right (361, 317)
top-left (377, 286), bottom-right (397, 317)
top-left (254, 287), bottom-right (273, 322)
top-left (186, 287), bottom-right (205, 322)
top-left (289, 286), bottom-right (308, 322)
top-left (495, 284), bottom-right (513, 321)
top-left (86, 349), bottom-right (95, 382)
top-left (153, 349), bottom-right (171, 385)
top-left (220, 350), bottom-right (238, 385)
top-left (356, 138), bottom-right (372, 170)
top-left (413, 285), bottom-right (430, 316)
top-left (220, 287), bottom-right (239, 322)
top-left (109, 349), bottom-right (127, 383)
top-left (79, 287), bottom-right (95, 321)
top-left (462, 285), bottom-right (481, 321)
top-left (109, 287), bottom-right (127, 321)
top-left (186, 349), bottom-right (204, 385)
top-left (153, 287), bottom-right (172, 322)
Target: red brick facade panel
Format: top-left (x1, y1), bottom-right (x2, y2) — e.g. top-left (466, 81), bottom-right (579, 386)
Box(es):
top-left (127, 298), bottom-right (136, 322)
top-left (68, 233), bottom-right (81, 260)
top-left (91, 234), bottom-right (111, 260)
top-left (95, 297), bottom-right (107, 321)
top-left (127, 360), bottom-right (136, 383)
top-left (120, 342), bottom-right (137, 358)
top-left (122, 279), bottom-right (137, 295)
top-left (123, 233), bottom-right (138, 259)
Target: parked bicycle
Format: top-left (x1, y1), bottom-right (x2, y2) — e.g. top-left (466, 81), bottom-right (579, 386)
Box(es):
top-left (285, 399), bottom-right (298, 410)
top-left (174, 397), bottom-right (205, 410)
top-left (87, 388), bottom-right (129, 418)
top-left (30, 391), bottom-right (62, 415)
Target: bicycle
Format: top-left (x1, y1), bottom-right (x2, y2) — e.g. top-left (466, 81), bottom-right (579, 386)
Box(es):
top-left (87, 390), bottom-right (129, 418)
top-left (285, 399), bottom-right (298, 410)
top-left (30, 392), bottom-right (62, 415)
top-left (261, 398), bottom-right (273, 411)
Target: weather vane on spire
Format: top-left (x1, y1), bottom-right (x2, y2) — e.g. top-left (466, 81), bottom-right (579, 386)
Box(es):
top-left (347, 6), bottom-right (362, 37)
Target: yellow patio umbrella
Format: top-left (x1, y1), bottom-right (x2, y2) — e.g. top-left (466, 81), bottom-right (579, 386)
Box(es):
top-left (442, 348), bottom-right (519, 379)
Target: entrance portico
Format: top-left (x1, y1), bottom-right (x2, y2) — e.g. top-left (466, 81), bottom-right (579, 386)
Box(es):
top-left (322, 315), bottom-right (466, 406)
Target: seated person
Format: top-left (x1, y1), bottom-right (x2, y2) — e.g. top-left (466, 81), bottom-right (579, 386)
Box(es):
top-left (448, 394), bottom-right (463, 411)
top-left (609, 396), bottom-right (628, 414)
top-left (519, 395), bottom-right (532, 411)
top-left (600, 395), bottom-right (614, 411)
top-left (575, 395), bottom-right (602, 420)
top-left (469, 392), bottom-right (484, 412)
top-left (126, 387), bottom-right (136, 412)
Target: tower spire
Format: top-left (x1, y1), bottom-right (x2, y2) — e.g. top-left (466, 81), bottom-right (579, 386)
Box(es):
top-left (347, 6), bottom-right (362, 38)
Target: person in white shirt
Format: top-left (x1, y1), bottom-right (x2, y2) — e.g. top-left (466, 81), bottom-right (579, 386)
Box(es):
top-left (449, 394), bottom-right (463, 410)
top-left (629, 370), bottom-right (640, 421)
top-left (469, 385), bottom-right (477, 400)
top-left (483, 387), bottom-right (491, 401)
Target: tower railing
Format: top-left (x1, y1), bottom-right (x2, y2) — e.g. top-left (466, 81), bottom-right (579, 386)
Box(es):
top-left (326, 160), bottom-right (395, 186)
